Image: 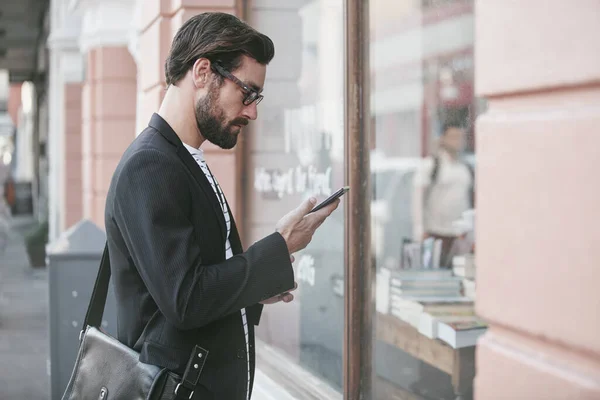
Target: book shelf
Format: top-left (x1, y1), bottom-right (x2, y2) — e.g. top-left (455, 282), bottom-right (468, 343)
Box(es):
top-left (376, 313), bottom-right (476, 399)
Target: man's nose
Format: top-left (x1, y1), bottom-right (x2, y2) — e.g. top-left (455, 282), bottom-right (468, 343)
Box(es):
top-left (241, 102), bottom-right (258, 121)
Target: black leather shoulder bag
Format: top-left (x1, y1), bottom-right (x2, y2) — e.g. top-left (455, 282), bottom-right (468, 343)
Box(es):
top-left (62, 245), bottom-right (208, 400)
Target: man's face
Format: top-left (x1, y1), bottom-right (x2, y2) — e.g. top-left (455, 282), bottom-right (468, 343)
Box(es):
top-left (195, 56), bottom-right (266, 150)
top-left (441, 126), bottom-right (466, 153)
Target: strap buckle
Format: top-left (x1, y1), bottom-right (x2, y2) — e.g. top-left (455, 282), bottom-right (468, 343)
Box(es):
top-left (174, 383), bottom-right (194, 400)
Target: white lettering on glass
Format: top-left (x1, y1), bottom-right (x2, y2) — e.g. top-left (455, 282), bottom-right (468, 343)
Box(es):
top-left (254, 166), bottom-right (332, 198)
top-left (297, 255), bottom-right (316, 287)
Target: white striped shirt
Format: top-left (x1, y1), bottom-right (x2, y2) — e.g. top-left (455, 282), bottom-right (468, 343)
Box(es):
top-left (183, 143), bottom-right (251, 400)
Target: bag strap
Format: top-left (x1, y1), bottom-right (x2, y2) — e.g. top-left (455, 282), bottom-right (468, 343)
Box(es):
top-left (82, 243), bottom-right (111, 334)
top-left (81, 243), bottom-right (209, 400)
top-left (423, 156), bottom-right (440, 206)
top-left (174, 345), bottom-right (209, 399)
top-left (430, 155), bottom-right (441, 184)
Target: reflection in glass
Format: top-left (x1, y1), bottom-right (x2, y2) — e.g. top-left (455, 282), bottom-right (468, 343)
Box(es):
top-left (370, 1), bottom-right (484, 399)
top-left (247, 0), bottom-right (344, 395)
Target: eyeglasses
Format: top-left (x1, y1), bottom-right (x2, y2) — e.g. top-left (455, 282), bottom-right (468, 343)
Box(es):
top-left (212, 63), bottom-right (264, 106)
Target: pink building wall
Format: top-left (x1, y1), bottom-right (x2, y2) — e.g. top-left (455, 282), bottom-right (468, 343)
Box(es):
top-left (474, 0), bottom-right (600, 398)
top-left (82, 47), bottom-right (137, 229)
top-left (63, 82), bottom-right (84, 228)
top-left (8, 84), bottom-right (22, 127)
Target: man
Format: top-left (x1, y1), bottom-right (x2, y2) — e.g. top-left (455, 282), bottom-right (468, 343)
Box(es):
top-left (104, 12), bottom-right (339, 400)
top-left (412, 121), bottom-right (474, 267)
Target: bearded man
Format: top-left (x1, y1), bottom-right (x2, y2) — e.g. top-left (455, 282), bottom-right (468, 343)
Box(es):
top-left (104, 12), bottom-right (339, 400)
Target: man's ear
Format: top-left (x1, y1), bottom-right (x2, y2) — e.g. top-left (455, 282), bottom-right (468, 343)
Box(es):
top-left (191, 58), bottom-right (212, 89)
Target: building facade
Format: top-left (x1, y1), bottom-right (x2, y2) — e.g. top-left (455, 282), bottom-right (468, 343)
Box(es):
top-left (27, 0), bottom-right (600, 398)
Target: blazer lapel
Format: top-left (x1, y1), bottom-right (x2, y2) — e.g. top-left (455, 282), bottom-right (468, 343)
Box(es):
top-left (149, 114), bottom-right (227, 242)
top-left (226, 200), bottom-right (244, 254)
top-left (176, 147), bottom-right (227, 242)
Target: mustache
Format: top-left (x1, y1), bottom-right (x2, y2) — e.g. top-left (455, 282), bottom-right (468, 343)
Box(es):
top-left (230, 118), bottom-right (249, 127)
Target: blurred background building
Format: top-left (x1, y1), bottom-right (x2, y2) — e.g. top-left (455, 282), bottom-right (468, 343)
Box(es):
top-left (0, 0), bottom-right (599, 399)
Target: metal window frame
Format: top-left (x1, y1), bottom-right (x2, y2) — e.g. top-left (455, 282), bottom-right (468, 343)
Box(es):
top-left (344, 0), bottom-right (372, 399)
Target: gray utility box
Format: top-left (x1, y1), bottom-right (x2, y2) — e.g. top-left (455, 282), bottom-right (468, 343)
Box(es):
top-left (47, 220), bottom-right (117, 400)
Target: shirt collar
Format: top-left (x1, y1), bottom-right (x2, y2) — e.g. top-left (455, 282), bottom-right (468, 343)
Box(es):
top-left (182, 142), bottom-right (205, 161)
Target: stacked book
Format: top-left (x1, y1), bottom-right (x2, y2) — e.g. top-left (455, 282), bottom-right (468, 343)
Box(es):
top-left (417, 307), bottom-right (487, 346)
top-left (435, 319), bottom-right (487, 348)
top-left (390, 295), bottom-right (473, 330)
top-left (452, 254), bottom-right (476, 299)
top-left (384, 268), bottom-right (487, 348)
top-left (390, 296), bottom-right (487, 349)
top-left (462, 280), bottom-right (476, 299)
top-left (389, 268), bottom-right (462, 300)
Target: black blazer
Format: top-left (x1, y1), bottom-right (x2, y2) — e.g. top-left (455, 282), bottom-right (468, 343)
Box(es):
top-left (104, 114), bottom-right (294, 399)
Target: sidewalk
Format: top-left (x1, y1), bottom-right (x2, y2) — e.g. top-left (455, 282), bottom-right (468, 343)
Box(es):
top-left (0, 215), bottom-right (49, 399)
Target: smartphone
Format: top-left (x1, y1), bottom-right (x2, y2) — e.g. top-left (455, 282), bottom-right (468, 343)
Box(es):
top-left (308, 186), bottom-right (350, 214)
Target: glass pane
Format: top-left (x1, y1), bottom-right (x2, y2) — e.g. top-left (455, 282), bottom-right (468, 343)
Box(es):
top-left (246, 0), bottom-right (345, 394)
top-left (370, 1), bottom-right (483, 399)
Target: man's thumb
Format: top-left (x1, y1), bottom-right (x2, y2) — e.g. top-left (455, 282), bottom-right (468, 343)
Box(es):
top-left (297, 197), bottom-right (317, 216)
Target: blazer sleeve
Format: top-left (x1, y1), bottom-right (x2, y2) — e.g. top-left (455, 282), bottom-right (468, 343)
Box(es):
top-left (112, 148), bottom-right (294, 330)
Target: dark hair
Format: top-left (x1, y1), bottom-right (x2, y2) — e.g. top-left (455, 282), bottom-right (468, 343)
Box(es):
top-left (441, 120), bottom-right (463, 135)
top-left (165, 12), bottom-right (275, 86)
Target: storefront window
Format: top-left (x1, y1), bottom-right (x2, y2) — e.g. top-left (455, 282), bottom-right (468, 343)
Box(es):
top-left (370, 1), bottom-right (483, 399)
top-left (246, 0), bottom-right (344, 394)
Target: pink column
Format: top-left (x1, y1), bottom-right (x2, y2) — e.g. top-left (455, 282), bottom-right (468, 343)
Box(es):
top-left (475, 1), bottom-right (600, 399)
top-left (138, 0), bottom-right (244, 232)
top-left (82, 47), bottom-right (137, 229)
top-left (82, 50), bottom-right (96, 226)
top-left (8, 84), bottom-right (22, 127)
top-left (63, 83), bottom-right (84, 228)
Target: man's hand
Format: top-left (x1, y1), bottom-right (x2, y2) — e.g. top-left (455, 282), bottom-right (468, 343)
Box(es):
top-left (276, 197), bottom-right (340, 254)
top-left (260, 282), bottom-right (298, 305)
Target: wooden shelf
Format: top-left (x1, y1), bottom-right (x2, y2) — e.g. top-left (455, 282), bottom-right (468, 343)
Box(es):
top-left (376, 313), bottom-right (476, 399)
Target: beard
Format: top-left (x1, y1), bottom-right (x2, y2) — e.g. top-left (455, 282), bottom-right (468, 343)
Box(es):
top-left (194, 85), bottom-right (248, 150)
